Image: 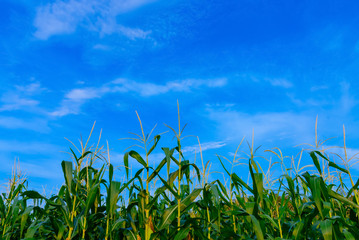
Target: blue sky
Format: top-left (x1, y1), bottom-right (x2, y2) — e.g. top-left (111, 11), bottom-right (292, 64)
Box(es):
top-left (1, 0), bottom-right (359, 191)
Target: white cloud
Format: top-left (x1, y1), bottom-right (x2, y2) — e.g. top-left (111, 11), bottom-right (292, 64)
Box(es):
top-left (34, 0), bottom-right (155, 40)
top-left (0, 95), bottom-right (39, 111)
top-left (207, 105), bottom-right (316, 145)
top-left (239, 73), bottom-right (293, 88)
top-left (34, 0), bottom-right (97, 39)
top-left (20, 161), bottom-right (63, 179)
top-left (339, 82), bottom-right (357, 114)
top-left (51, 99), bottom-right (85, 117)
top-left (51, 86), bottom-right (106, 117)
top-left (0, 82), bottom-right (46, 112)
top-left (99, 20), bottom-right (152, 39)
top-left (182, 141), bottom-right (226, 154)
top-left (51, 78), bottom-right (227, 117)
top-left (110, 78), bottom-right (227, 96)
top-left (0, 156), bottom-right (63, 181)
top-left (117, 26), bottom-right (151, 40)
top-left (15, 82), bottom-right (46, 94)
top-left (287, 93), bottom-right (329, 107)
top-left (0, 117), bottom-right (51, 133)
top-left (65, 87), bottom-right (102, 100)
top-left (93, 44), bottom-right (111, 50)
top-left (107, 0), bottom-right (156, 13)
top-left (267, 78), bottom-right (293, 88)
top-left (0, 140), bottom-right (61, 155)
top-left (288, 82), bottom-right (357, 113)
top-left (312, 26), bottom-right (344, 52)
top-left (310, 85), bottom-right (329, 92)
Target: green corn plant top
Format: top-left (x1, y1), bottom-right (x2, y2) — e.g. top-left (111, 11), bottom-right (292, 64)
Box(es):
top-left (1, 114), bottom-right (359, 240)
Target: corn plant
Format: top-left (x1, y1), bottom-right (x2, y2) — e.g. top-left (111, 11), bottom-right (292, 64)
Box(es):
top-left (1, 113), bottom-right (359, 239)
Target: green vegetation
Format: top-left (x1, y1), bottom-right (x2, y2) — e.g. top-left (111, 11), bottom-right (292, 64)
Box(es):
top-left (1, 109), bottom-right (359, 240)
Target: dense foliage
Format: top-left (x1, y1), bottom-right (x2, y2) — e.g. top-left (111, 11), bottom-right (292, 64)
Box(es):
top-left (1, 113), bottom-right (359, 240)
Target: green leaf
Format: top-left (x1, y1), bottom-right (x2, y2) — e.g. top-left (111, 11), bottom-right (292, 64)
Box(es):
top-left (245, 202), bottom-right (255, 215)
top-left (232, 173), bottom-right (253, 194)
top-left (310, 151), bottom-right (322, 175)
top-left (148, 157), bottom-right (167, 182)
top-left (129, 150), bottom-right (147, 168)
top-left (343, 229), bottom-right (355, 240)
top-left (109, 163), bottom-right (114, 182)
top-left (216, 180), bottom-right (229, 200)
top-left (292, 221), bottom-right (304, 240)
top-left (218, 155), bottom-right (230, 176)
top-left (347, 178), bottom-right (359, 198)
top-left (250, 215), bottom-right (264, 240)
top-left (22, 190), bottom-right (45, 199)
top-left (118, 168), bottom-right (145, 194)
top-left (61, 161), bottom-right (73, 193)
top-left (85, 183), bottom-right (100, 214)
top-left (162, 147), bottom-right (174, 178)
top-left (328, 189), bottom-right (359, 209)
top-left (311, 176), bottom-right (324, 218)
top-left (321, 219), bottom-right (333, 240)
top-left (253, 173), bottom-right (263, 202)
top-left (314, 151), bottom-right (329, 161)
top-left (156, 173), bottom-right (179, 198)
top-left (158, 188), bottom-right (202, 230)
top-left (147, 135), bottom-right (160, 156)
top-left (314, 150), bottom-right (349, 174)
top-left (24, 221), bottom-right (44, 238)
top-left (124, 152), bottom-right (129, 179)
top-left (108, 181), bottom-right (121, 214)
top-left (328, 161), bottom-right (349, 174)
top-left (174, 226), bottom-right (190, 240)
top-left (20, 207), bottom-right (33, 238)
top-left (78, 150), bottom-right (92, 162)
top-left (111, 218), bottom-right (126, 231)
top-left (189, 163), bottom-right (201, 183)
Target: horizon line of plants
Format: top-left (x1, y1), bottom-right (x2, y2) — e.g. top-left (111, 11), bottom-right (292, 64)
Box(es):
top-left (1, 107), bottom-right (359, 239)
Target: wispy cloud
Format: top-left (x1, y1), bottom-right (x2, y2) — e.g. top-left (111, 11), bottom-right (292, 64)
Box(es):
top-left (239, 73), bottom-right (293, 88)
top-left (0, 140), bottom-right (61, 155)
top-left (0, 156), bottom-right (63, 181)
top-left (286, 93), bottom-right (329, 107)
top-left (52, 78), bottom-right (227, 117)
top-left (0, 139), bottom-right (65, 180)
top-left (34, 0), bottom-right (94, 39)
top-left (51, 87), bottom-right (104, 117)
top-left (339, 82), bottom-right (357, 114)
top-left (288, 81), bottom-right (357, 113)
top-left (99, 20), bottom-right (152, 39)
top-left (310, 85), bottom-right (329, 92)
top-left (0, 82), bottom-right (46, 112)
top-left (182, 141), bottom-right (226, 154)
top-left (311, 26), bottom-right (345, 52)
top-left (110, 78), bottom-right (227, 96)
top-left (20, 161), bottom-right (63, 180)
top-left (0, 117), bottom-right (51, 133)
top-left (206, 105), bottom-right (316, 145)
top-left (34, 0), bottom-right (155, 40)
top-left (93, 44), bottom-right (111, 50)
top-left (0, 95), bottom-right (38, 112)
top-left (0, 82), bottom-right (50, 132)
top-left (267, 78), bottom-right (293, 88)
top-left (65, 87), bottom-right (102, 100)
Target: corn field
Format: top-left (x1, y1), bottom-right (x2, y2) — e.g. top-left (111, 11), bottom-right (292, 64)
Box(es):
top-left (1, 112), bottom-right (359, 240)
